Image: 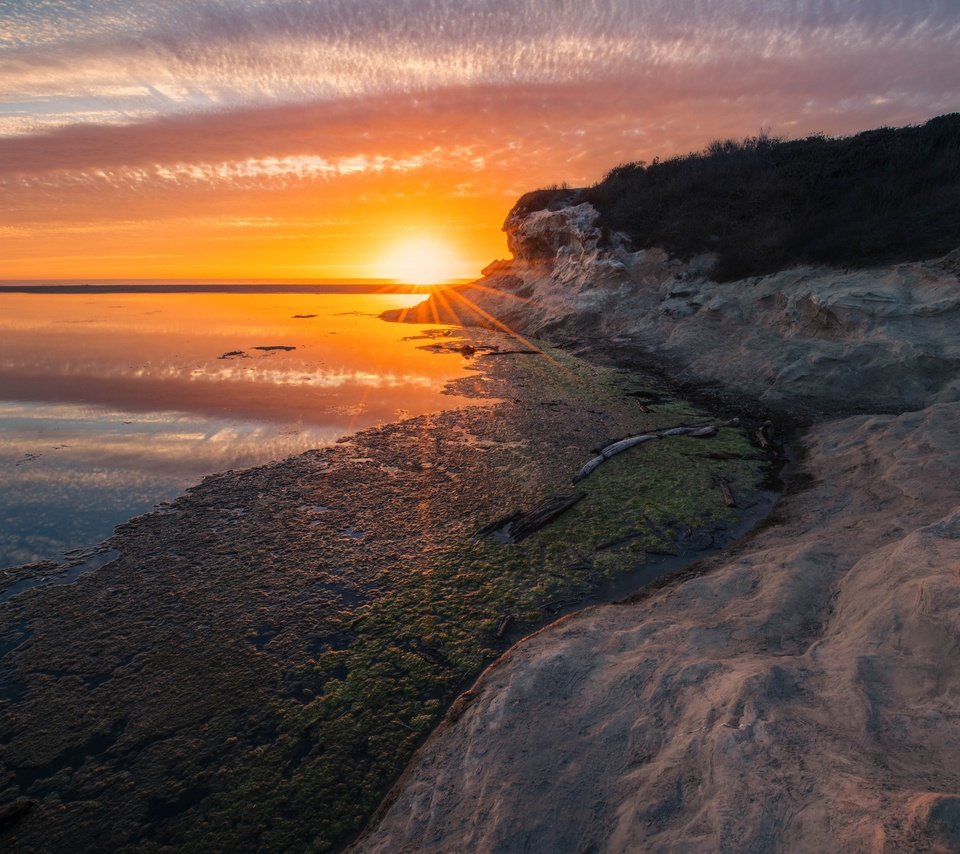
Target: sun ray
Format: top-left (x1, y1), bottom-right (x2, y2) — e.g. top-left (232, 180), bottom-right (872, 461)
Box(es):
top-left (440, 287), bottom-right (557, 364)
top-left (434, 286), bottom-right (603, 392)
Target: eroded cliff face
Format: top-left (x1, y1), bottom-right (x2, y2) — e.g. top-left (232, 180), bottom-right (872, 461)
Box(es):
top-left (502, 201), bottom-right (610, 261)
top-left (393, 200), bottom-right (960, 418)
top-left (364, 201), bottom-right (960, 852)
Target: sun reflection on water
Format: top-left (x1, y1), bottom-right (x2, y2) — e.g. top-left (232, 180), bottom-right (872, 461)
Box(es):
top-left (0, 290), bottom-right (480, 567)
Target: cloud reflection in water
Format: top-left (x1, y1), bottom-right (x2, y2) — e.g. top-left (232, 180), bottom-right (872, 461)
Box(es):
top-left (0, 290), bottom-right (480, 567)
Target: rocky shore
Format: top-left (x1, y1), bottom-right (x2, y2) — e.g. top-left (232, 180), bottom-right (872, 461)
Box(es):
top-left (361, 199), bottom-right (960, 851)
top-left (385, 198), bottom-right (960, 419)
top-left (0, 325), bottom-right (773, 850)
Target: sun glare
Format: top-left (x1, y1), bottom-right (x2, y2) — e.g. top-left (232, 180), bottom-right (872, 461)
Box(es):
top-left (379, 236), bottom-right (469, 285)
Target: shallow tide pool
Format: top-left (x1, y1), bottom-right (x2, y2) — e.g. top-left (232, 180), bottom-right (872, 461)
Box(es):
top-left (0, 289), bottom-right (474, 567)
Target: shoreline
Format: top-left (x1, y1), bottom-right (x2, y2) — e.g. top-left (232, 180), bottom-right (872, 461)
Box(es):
top-left (0, 325), bottom-right (777, 851)
top-left (0, 289), bottom-right (477, 571)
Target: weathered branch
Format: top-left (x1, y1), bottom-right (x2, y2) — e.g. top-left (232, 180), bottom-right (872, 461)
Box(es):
top-left (573, 420), bottom-right (731, 483)
top-left (712, 474), bottom-right (737, 507)
top-left (475, 493), bottom-right (586, 544)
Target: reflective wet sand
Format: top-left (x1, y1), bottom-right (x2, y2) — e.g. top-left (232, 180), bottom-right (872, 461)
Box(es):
top-left (0, 291), bottom-right (477, 566)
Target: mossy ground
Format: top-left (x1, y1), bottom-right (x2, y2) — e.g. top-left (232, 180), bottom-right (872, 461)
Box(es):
top-left (0, 332), bottom-right (771, 852)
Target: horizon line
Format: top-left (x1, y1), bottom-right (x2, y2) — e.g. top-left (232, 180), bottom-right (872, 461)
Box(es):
top-left (0, 278), bottom-right (474, 294)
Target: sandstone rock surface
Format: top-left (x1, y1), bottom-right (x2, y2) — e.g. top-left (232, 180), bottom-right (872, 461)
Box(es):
top-left (360, 403), bottom-right (960, 853)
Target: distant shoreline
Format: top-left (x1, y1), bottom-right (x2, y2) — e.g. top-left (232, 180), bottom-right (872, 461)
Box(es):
top-left (0, 282), bottom-right (456, 295)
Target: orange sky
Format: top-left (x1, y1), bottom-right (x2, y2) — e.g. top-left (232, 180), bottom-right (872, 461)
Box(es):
top-left (1, 1), bottom-right (958, 282)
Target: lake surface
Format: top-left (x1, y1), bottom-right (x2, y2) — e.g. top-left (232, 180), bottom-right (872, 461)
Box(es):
top-left (0, 289), bottom-right (477, 568)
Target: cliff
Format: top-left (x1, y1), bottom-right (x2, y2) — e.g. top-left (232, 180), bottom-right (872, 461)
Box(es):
top-left (367, 192), bottom-right (960, 850)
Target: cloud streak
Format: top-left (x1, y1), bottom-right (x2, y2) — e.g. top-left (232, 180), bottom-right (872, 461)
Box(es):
top-left (2, 1), bottom-right (957, 131)
top-left (0, 0), bottom-right (957, 278)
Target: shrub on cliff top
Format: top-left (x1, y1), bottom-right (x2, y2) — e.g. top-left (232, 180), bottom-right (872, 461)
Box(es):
top-left (577, 114), bottom-right (960, 280)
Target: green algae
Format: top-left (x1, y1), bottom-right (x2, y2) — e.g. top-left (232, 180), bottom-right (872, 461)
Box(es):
top-left (176, 346), bottom-right (768, 852)
top-left (0, 336), bottom-right (773, 853)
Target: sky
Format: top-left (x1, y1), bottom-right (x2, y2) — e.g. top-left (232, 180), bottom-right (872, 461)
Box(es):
top-left (1, 0), bottom-right (958, 281)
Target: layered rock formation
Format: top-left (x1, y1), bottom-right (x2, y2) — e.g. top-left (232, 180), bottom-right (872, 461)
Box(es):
top-left (367, 200), bottom-right (960, 851)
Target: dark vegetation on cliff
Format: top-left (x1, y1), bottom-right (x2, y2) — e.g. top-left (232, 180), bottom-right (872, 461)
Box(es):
top-left (538, 114), bottom-right (960, 281)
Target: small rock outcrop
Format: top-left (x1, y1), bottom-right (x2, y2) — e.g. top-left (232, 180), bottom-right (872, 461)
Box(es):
top-left (503, 201), bottom-right (605, 261)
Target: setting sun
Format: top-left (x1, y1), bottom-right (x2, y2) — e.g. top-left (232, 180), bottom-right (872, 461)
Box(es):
top-left (378, 236), bottom-right (471, 285)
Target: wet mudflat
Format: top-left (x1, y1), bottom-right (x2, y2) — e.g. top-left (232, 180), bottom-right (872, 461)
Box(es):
top-left (0, 329), bottom-right (774, 852)
top-left (0, 291), bottom-right (475, 567)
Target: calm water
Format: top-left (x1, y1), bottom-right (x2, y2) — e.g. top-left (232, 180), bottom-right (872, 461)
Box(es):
top-left (0, 290), bottom-right (477, 568)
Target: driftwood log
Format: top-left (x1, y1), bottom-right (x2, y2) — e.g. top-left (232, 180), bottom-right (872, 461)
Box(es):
top-left (572, 420), bottom-right (732, 483)
top-left (598, 434), bottom-right (659, 457)
top-left (477, 418), bottom-right (743, 544)
top-left (476, 493), bottom-right (586, 544)
top-left (754, 420), bottom-right (776, 450)
top-left (712, 474), bottom-right (737, 507)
